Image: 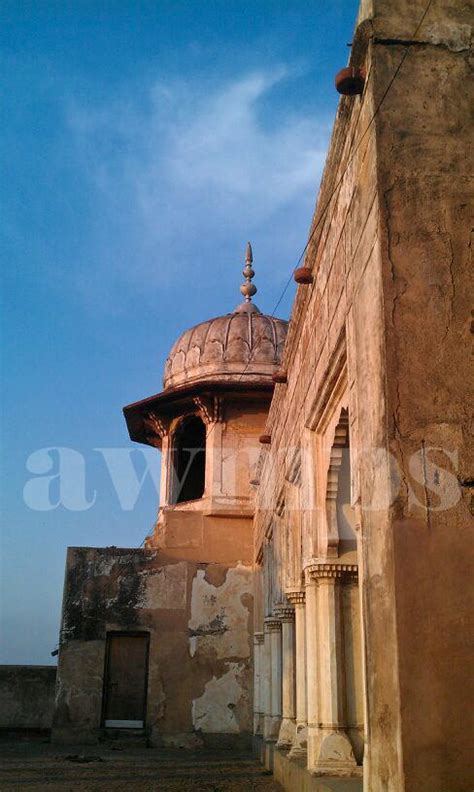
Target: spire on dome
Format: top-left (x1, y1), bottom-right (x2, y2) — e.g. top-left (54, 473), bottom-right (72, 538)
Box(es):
top-left (240, 242), bottom-right (256, 302)
top-left (235, 241), bottom-right (261, 314)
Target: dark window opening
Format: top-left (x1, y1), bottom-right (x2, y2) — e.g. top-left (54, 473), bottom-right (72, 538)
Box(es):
top-left (170, 415), bottom-right (206, 504)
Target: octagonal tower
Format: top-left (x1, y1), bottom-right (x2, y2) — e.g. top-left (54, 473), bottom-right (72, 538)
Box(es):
top-left (53, 244), bottom-right (288, 748)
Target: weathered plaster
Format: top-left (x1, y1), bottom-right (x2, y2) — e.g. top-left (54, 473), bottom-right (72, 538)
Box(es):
top-left (253, 0), bottom-right (473, 789)
top-left (192, 662), bottom-right (249, 734)
top-left (188, 565), bottom-right (252, 661)
top-left (140, 561), bottom-right (187, 610)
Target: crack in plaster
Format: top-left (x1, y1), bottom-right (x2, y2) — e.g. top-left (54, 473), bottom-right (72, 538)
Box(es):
top-left (373, 33), bottom-right (471, 54)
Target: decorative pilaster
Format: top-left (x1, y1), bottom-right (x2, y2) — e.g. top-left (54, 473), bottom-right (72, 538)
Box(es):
top-left (253, 632), bottom-right (264, 735)
top-left (287, 590), bottom-right (307, 758)
top-left (159, 434), bottom-right (170, 509)
top-left (274, 606), bottom-right (296, 749)
top-left (142, 414), bottom-right (170, 508)
top-left (262, 620), bottom-right (273, 740)
top-left (264, 617), bottom-right (282, 741)
top-left (194, 396), bottom-right (224, 498)
top-left (304, 570), bottom-right (319, 769)
top-left (306, 563), bottom-right (359, 777)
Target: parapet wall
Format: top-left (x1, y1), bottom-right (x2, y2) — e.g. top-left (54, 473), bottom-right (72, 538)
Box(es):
top-left (0, 665), bottom-right (57, 730)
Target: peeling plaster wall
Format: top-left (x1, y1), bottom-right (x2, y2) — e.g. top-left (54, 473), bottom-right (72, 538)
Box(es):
top-left (192, 663), bottom-right (250, 734)
top-left (53, 547), bottom-right (253, 745)
top-left (54, 395), bottom-right (264, 747)
top-left (189, 565), bottom-right (252, 660)
top-left (189, 565), bottom-right (253, 734)
top-left (141, 561), bottom-right (188, 610)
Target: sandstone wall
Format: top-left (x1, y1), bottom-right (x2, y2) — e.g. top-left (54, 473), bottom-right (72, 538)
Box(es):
top-left (254, 0), bottom-right (473, 789)
top-left (372, 2), bottom-right (473, 788)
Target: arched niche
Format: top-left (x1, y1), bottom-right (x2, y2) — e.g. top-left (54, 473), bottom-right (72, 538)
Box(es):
top-left (169, 414), bottom-right (206, 504)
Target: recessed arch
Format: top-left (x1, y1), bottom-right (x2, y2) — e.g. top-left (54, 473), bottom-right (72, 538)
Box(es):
top-left (169, 414), bottom-right (206, 504)
top-left (325, 407), bottom-right (356, 555)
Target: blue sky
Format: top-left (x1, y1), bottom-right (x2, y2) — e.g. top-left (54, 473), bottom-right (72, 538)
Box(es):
top-left (1, 0), bottom-right (359, 664)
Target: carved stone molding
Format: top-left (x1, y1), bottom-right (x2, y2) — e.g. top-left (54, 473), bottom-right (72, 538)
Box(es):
top-left (327, 412), bottom-right (349, 493)
top-left (285, 445), bottom-right (302, 485)
top-left (250, 451), bottom-right (264, 487)
top-left (193, 395), bottom-right (223, 425)
top-left (306, 331), bottom-right (347, 433)
top-left (264, 522), bottom-right (274, 541)
top-left (326, 408), bottom-right (350, 556)
top-left (276, 487), bottom-right (285, 517)
top-left (305, 562), bottom-right (358, 583)
top-left (254, 631), bottom-right (265, 644)
top-left (264, 617), bottom-right (282, 632)
top-left (286, 590), bottom-right (306, 606)
top-left (274, 605), bottom-right (295, 622)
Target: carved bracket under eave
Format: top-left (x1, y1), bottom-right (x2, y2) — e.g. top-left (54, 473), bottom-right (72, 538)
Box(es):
top-left (193, 395), bottom-right (224, 425)
top-left (142, 412), bottom-right (170, 445)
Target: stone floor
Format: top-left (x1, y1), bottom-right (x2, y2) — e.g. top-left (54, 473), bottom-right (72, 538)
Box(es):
top-left (0, 740), bottom-right (284, 792)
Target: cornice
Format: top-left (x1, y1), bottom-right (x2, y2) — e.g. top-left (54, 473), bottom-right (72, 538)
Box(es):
top-left (286, 590), bottom-right (306, 606)
top-left (274, 605), bottom-right (295, 622)
top-left (305, 562), bottom-right (358, 582)
top-left (264, 617), bottom-right (282, 632)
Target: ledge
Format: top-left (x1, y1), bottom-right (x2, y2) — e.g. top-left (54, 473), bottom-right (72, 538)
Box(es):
top-left (253, 738), bottom-right (363, 792)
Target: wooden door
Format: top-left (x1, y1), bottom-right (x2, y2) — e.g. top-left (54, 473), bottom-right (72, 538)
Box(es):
top-left (103, 633), bottom-right (149, 728)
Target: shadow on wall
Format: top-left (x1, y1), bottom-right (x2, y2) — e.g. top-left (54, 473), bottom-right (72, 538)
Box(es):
top-left (0, 665), bottom-right (57, 732)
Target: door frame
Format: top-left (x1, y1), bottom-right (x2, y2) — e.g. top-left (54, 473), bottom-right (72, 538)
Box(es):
top-left (101, 630), bottom-right (151, 729)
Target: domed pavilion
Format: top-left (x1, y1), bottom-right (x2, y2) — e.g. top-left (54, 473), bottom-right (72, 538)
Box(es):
top-left (123, 242), bottom-right (288, 517)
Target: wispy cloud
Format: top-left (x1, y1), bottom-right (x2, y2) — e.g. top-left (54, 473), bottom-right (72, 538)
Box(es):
top-left (67, 67), bottom-right (330, 310)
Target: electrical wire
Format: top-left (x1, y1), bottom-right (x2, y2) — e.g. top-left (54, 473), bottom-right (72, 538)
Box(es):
top-left (143, 0), bottom-right (434, 538)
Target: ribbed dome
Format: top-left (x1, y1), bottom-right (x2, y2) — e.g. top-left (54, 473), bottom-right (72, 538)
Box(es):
top-left (164, 303), bottom-right (288, 389)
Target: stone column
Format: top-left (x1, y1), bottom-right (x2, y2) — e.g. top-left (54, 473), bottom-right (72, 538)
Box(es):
top-left (307, 563), bottom-right (358, 777)
top-left (287, 590), bottom-right (307, 758)
top-left (275, 606), bottom-right (296, 749)
top-left (264, 617), bottom-right (282, 741)
top-left (262, 621), bottom-right (273, 740)
top-left (253, 632), bottom-right (264, 735)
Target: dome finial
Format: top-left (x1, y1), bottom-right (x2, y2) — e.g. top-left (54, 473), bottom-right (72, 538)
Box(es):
top-left (245, 241), bottom-right (253, 264)
top-left (240, 241), bottom-right (257, 303)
